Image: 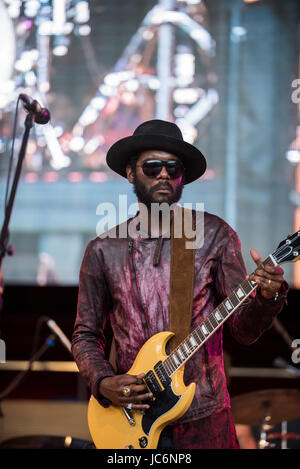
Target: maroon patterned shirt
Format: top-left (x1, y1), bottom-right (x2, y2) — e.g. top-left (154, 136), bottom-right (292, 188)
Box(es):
top-left (72, 211), bottom-right (288, 448)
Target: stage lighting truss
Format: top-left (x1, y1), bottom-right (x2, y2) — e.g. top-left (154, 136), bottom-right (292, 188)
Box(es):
top-left (72, 0), bottom-right (219, 157)
top-left (0, 0), bottom-right (91, 170)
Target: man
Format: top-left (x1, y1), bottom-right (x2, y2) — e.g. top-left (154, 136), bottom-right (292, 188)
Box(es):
top-left (72, 119), bottom-right (287, 449)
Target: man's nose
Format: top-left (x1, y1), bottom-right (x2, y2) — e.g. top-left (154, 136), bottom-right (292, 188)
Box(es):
top-left (157, 166), bottom-right (170, 179)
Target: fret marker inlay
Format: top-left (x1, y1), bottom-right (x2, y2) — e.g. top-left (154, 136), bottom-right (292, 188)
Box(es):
top-left (215, 311), bottom-right (222, 321)
top-left (173, 355), bottom-right (180, 366)
top-left (190, 337), bottom-right (197, 347)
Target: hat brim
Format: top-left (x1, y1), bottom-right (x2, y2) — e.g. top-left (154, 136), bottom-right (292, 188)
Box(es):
top-left (106, 134), bottom-right (206, 184)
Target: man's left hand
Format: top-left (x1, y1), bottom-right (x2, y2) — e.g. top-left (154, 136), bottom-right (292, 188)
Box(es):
top-left (249, 248), bottom-right (285, 300)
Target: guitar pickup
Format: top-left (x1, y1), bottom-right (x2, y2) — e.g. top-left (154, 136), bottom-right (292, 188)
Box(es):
top-left (154, 361), bottom-right (171, 388)
top-left (143, 370), bottom-right (163, 397)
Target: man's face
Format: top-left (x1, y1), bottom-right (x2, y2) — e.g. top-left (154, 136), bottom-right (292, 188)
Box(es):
top-left (126, 150), bottom-right (184, 208)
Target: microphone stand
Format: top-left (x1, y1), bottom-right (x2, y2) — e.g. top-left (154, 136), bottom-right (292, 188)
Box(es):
top-left (0, 112), bottom-right (35, 268)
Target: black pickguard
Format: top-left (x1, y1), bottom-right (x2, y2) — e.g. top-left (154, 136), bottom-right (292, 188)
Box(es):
top-left (141, 384), bottom-right (181, 435)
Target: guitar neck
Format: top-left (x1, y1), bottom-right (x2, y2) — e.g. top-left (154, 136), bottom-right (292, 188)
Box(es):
top-left (163, 254), bottom-right (277, 377)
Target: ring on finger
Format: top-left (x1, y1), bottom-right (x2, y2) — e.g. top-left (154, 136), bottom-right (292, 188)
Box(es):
top-left (268, 279), bottom-right (271, 285)
top-left (127, 403), bottom-right (133, 410)
top-left (122, 386), bottom-right (131, 397)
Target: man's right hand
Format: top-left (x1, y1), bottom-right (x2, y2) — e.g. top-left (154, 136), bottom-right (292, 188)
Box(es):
top-left (99, 373), bottom-right (153, 410)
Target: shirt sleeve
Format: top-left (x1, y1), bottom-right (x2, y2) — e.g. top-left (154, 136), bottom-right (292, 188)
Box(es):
top-left (214, 228), bottom-right (288, 345)
top-left (72, 239), bottom-right (116, 404)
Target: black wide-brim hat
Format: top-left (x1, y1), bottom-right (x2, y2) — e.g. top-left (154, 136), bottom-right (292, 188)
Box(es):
top-left (106, 119), bottom-right (207, 184)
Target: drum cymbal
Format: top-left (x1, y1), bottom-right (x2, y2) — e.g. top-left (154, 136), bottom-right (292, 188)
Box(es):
top-left (231, 389), bottom-right (300, 426)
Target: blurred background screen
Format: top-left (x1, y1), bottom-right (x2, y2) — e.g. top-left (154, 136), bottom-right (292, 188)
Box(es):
top-left (0, 0), bottom-right (299, 286)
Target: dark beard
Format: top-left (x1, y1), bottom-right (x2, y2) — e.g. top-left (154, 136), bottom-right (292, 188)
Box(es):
top-left (133, 174), bottom-right (184, 209)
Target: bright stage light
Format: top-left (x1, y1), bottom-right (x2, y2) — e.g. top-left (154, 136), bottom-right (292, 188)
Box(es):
top-left (142, 29), bottom-right (154, 41)
top-left (125, 79), bottom-right (139, 92)
top-left (84, 136), bottom-right (104, 155)
top-left (176, 119), bottom-right (197, 144)
top-left (39, 80), bottom-right (50, 93)
top-left (174, 45), bottom-right (195, 87)
top-left (52, 0), bottom-right (66, 35)
top-left (7, 0), bottom-right (21, 19)
top-left (25, 70), bottom-right (37, 86)
top-left (231, 26), bottom-right (247, 38)
top-left (15, 49), bottom-right (39, 71)
top-left (174, 105), bottom-right (189, 118)
top-left (104, 71), bottom-right (134, 87)
top-left (90, 96), bottom-right (106, 111)
top-left (0, 0), bottom-right (15, 91)
top-left (38, 20), bottom-right (53, 35)
top-left (54, 125), bottom-right (64, 138)
top-left (173, 88), bottom-right (200, 104)
top-left (37, 136), bottom-right (46, 147)
top-left (79, 107), bottom-right (98, 126)
top-left (147, 77), bottom-right (160, 90)
top-left (286, 150), bottom-right (300, 164)
top-left (77, 24), bottom-right (91, 36)
top-left (75, 1), bottom-right (90, 24)
top-left (99, 84), bottom-right (115, 97)
top-left (0, 95), bottom-right (10, 108)
top-left (53, 45), bottom-right (68, 56)
top-left (1, 79), bottom-right (14, 93)
top-left (53, 35), bottom-right (69, 56)
top-left (24, 0), bottom-right (40, 18)
top-left (69, 136), bottom-right (85, 152)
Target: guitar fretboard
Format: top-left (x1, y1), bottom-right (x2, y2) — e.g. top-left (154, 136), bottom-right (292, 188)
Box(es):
top-left (161, 255), bottom-right (276, 377)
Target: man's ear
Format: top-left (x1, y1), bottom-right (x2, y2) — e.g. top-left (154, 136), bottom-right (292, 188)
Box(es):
top-left (126, 165), bottom-right (134, 184)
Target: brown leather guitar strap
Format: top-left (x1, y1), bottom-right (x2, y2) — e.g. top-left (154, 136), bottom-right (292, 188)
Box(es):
top-left (109, 207), bottom-right (196, 369)
top-left (169, 206), bottom-right (196, 352)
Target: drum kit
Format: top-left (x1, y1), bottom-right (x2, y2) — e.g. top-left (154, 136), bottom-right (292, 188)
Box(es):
top-left (231, 388), bottom-right (300, 449)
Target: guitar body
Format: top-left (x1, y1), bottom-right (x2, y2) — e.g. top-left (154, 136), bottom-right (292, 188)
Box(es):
top-left (88, 331), bottom-right (196, 449)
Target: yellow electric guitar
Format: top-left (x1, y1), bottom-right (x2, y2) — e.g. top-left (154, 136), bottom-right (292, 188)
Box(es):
top-left (88, 231), bottom-right (300, 449)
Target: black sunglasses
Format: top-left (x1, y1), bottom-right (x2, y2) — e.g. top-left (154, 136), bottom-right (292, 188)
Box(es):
top-left (136, 159), bottom-right (184, 179)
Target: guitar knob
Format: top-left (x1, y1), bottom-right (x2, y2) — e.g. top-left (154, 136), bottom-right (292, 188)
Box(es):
top-left (139, 436), bottom-right (148, 448)
top-left (125, 445), bottom-right (134, 449)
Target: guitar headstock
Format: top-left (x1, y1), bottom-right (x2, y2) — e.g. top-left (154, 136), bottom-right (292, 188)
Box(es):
top-left (272, 231), bottom-right (300, 265)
